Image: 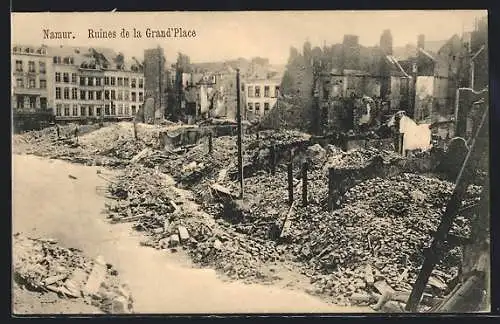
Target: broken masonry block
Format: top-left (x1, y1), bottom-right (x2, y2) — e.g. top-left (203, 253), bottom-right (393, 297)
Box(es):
top-left (83, 256), bottom-right (107, 296)
top-left (365, 264), bottom-right (375, 285)
top-left (169, 234), bottom-right (180, 247)
top-left (350, 292), bottom-right (372, 305)
top-left (111, 296), bottom-right (130, 314)
top-left (178, 226), bottom-right (190, 242)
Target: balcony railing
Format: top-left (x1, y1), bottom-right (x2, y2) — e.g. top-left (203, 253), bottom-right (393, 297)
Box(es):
top-left (13, 86), bottom-right (48, 95)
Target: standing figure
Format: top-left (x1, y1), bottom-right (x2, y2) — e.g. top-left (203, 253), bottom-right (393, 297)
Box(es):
top-left (55, 124), bottom-right (60, 139)
top-left (74, 124), bottom-right (79, 144)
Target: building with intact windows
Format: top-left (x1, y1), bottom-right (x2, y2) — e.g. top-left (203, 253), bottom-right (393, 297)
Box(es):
top-left (244, 76), bottom-right (281, 120)
top-left (11, 45), bottom-right (51, 113)
top-left (47, 46), bottom-right (144, 121)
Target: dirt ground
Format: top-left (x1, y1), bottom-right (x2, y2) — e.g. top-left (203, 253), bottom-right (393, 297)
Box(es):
top-left (12, 153), bottom-right (371, 314)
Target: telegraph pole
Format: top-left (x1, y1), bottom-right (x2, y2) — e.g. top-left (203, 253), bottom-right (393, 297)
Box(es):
top-left (236, 69), bottom-right (244, 199)
top-left (311, 60), bottom-right (321, 135)
top-left (158, 55), bottom-right (162, 124)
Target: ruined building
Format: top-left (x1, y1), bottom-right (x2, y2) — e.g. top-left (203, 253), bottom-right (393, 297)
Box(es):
top-left (340, 35), bottom-right (361, 71)
top-left (397, 33), bottom-right (469, 122)
top-left (379, 29), bottom-right (394, 99)
top-left (470, 16), bottom-right (488, 91)
top-left (143, 47), bottom-right (167, 123)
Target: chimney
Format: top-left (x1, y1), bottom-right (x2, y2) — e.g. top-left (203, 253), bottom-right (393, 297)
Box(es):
top-left (380, 29), bottom-right (393, 55)
top-left (417, 34), bottom-right (425, 49)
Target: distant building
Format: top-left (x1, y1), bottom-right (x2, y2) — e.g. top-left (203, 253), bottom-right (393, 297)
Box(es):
top-left (26, 45), bottom-right (145, 122)
top-left (245, 76), bottom-right (281, 120)
top-left (398, 34), bottom-right (467, 122)
top-left (11, 45), bottom-right (51, 113)
top-left (212, 69), bottom-right (239, 119)
top-left (341, 35), bottom-right (361, 71)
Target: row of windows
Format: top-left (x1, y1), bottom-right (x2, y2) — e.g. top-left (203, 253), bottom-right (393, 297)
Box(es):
top-left (55, 73), bottom-right (144, 88)
top-left (55, 73), bottom-right (77, 83)
top-left (55, 87), bottom-right (144, 101)
top-left (15, 78), bottom-right (47, 89)
top-left (247, 102), bottom-right (271, 111)
top-left (53, 56), bottom-right (75, 65)
top-left (15, 95), bottom-right (48, 110)
top-left (15, 60), bottom-right (46, 73)
top-left (247, 85), bottom-right (279, 98)
top-left (55, 103), bottom-right (141, 117)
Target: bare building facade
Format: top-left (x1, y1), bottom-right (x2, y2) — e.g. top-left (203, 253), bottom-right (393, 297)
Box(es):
top-left (144, 47), bottom-right (167, 123)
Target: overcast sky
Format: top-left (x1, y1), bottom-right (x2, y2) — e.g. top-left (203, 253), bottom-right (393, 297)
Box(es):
top-left (11, 10), bottom-right (487, 65)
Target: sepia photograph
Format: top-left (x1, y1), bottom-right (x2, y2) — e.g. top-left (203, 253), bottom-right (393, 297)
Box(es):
top-left (11, 10), bottom-right (489, 315)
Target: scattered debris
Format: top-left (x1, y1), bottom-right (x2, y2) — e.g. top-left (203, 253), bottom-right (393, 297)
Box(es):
top-left (13, 233), bottom-right (133, 314)
top-left (13, 123), bottom-right (485, 310)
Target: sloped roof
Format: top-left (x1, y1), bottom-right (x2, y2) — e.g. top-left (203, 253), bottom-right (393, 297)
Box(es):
top-left (471, 45), bottom-right (486, 61)
top-left (385, 55), bottom-right (410, 77)
top-left (393, 39), bottom-right (448, 61)
top-left (417, 47), bottom-right (437, 61)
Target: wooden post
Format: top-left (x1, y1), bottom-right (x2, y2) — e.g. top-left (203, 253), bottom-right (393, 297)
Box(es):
top-left (398, 133), bottom-right (404, 155)
top-left (287, 158), bottom-right (294, 206)
top-left (302, 161), bottom-right (308, 206)
top-left (133, 120), bottom-right (138, 140)
top-left (270, 144), bottom-right (276, 175)
top-left (328, 168), bottom-right (335, 211)
top-left (236, 69), bottom-right (244, 199)
top-left (99, 108), bottom-right (104, 127)
top-left (208, 131), bottom-right (213, 154)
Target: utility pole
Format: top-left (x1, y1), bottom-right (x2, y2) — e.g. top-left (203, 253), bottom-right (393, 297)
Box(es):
top-left (236, 69), bottom-right (244, 199)
top-left (158, 55), bottom-right (162, 124)
top-left (409, 62), bottom-right (418, 119)
top-left (311, 61), bottom-right (322, 135)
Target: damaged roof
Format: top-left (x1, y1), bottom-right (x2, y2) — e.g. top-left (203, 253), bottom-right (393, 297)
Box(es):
top-left (46, 45), bottom-right (143, 72)
top-left (417, 47), bottom-right (437, 61)
top-left (385, 55), bottom-right (410, 77)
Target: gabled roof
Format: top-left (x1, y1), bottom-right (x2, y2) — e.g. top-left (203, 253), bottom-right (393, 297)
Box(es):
top-left (417, 47), bottom-right (437, 61)
top-left (385, 55), bottom-right (410, 77)
top-left (393, 39), bottom-right (448, 61)
top-left (472, 45), bottom-right (486, 61)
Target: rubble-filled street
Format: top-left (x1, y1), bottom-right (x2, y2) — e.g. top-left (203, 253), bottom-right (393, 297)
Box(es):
top-left (12, 120), bottom-right (487, 313)
top-left (12, 140), bottom-right (371, 314)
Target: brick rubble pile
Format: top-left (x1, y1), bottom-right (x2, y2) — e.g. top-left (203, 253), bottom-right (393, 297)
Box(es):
top-left (13, 233), bottom-right (133, 314)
